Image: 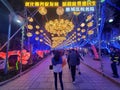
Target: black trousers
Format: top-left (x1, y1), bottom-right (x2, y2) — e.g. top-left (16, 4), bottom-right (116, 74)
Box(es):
top-left (70, 65), bottom-right (76, 82)
top-left (111, 62), bottom-right (119, 76)
top-left (54, 72), bottom-right (64, 90)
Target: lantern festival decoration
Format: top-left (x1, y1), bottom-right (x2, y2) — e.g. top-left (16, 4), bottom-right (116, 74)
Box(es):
top-left (35, 31), bottom-right (40, 35)
top-left (77, 28), bottom-right (81, 31)
top-left (45, 19), bottom-right (74, 36)
top-left (35, 37), bottom-right (39, 41)
top-left (27, 17), bottom-right (33, 22)
top-left (82, 35), bottom-right (86, 39)
top-left (36, 25), bottom-right (40, 29)
top-left (81, 29), bottom-right (86, 33)
top-left (88, 30), bottom-right (94, 35)
top-left (27, 32), bottom-right (33, 37)
top-left (56, 7), bottom-right (64, 15)
top-left (38, 7), bottom-right (47, 15)
top-left (86, 15), bottom-right (93, 21)
top-left (87, 22), bottom-right (93, 27)
top-left (52, 37), bottom-right (66, 48)
top-left (73, 11), bottom-right (80, 16)
top-left (27, 24), bottom-right (33, 30)
top-left (80, 23), bottom-right (85, 27)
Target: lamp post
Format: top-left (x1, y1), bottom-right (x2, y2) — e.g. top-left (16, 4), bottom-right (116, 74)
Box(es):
top-left (4, 13), bottom-right (12, 74)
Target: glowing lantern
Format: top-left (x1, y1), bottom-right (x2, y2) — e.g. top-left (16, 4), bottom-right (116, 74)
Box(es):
top-left (82, 35), bottom-right (86, 39)
top-left (35, 37), bottom-right (39, 40)
top-left (38, 7), bottom-right (47, 15)
top-left (40, 30), bottom-right (43, 33)
top-left (27, 24), bottom-right (33, 30)
top-left (77, 28), bottom-right (80, 31)
top-left (73, 11), bottom-right (80, 16)
top-left (88, 30), bottom-right (94, 35)
top-left (87, 15), bottom-right (93, 21)
top-left (40, 39), bottom-right (43, 42)
top-left (51, 34), bottom-right (54, 37)
top-left (77, 38), bottom-right (80, 41)
top-left (27, 32), bottom-right (33, 37)
top-left (80, 23), bottom-right (85, 27)
top-left (87, 22), bottom-right (93, 27)
top-left (36, 25), bottom-right (40, 29)
top-left (43, 33), bottom-right (46, 36)
top-left (81, 29), bottom-right (86, 33)
top-left (45, 19), bottom-right (74, 35)
top-left (27, 17), bottom-right (33, 22)
top-left (35, 31), bottom-right (40, 35)
top-left (77, 33), bottom-right (81, 36)
top-left (56, 7), bottom-right (64, 15)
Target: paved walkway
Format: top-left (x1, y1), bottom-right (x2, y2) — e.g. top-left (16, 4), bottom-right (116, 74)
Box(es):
top-left (0, 55), bottom-right (120, 90)
top-left (83, 54), bottom-right (120, 84)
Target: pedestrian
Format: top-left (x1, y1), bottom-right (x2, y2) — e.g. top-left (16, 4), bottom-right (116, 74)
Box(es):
top-left (76, 50), bottom-right (84, 75)
top-left (68, 49), bottom-right (78, 83)
top-left (51, 50), bottom-right (66, 90)
top-left (110, 48), bottom-right (119, 78)
top-left (67, 50), bottom-right (71, 69)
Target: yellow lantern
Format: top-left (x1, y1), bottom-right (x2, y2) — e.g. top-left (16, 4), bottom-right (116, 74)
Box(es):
top-left (45, 19), bottom-right (74, 35)
top-left (27, 17), bottom-right (33, 22)
top-left (77, 33), bottom-right (81, 36)
top-left (73, 11), bottom-right (80, 16)
top-left (40, 30), bottom-right (43, 33)
top-left (35, 37), bottom-right (39, 40)
top-left (27, 24), bottom-right (33, 30)
top-left (35, 31), bottom-right (40, 35)
top-left (87, 22), bottom-right (93, 27)
top-left (82, 35), bottom-right (86, 39)
top-left (87, 15), bottom-right (93, 21)
top-left (36, 25), bottom-right (40, 29)
top-left (80, 23), bottom-right (85, 27)
top-left (56, 7), bottom-right (64, 15)
top-left (43, 33), bottom-right (46, 36)
top-left (81, 29), bottom-right (86, 33)
top-left (88, 30), bottom-right (94, 35)
top-left (77, 38), bottom-right (80, 41)
top-left (77, 28), bottom-right (81, 31)
top-left (38, 7), bottom-right (47, 15)
top-left (51, 34), bottom-right (54, 37)
top-left (27, 32), bottom-right (33, 37)
top-left (40, 39), bottom-right (43, 42)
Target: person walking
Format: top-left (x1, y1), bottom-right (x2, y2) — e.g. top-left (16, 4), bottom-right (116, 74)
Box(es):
top-left (68, 49), bottom-right (78, 83)
top-left (76, 50), bottom-right (84, 75)
top-left (51, 50), bottom-right (66, 90)
top-left (110, 48), bottom-right (119, 78)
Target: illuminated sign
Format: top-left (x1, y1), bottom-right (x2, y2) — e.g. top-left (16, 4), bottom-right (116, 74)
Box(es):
top-left (25, 0), bottom-right (96, 7)
top-left (65, 7), bottom-right (95, 12)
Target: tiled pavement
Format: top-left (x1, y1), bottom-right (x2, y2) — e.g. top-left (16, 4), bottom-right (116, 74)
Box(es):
top-left (83, 54), bottom-right (120, 85)
top-left (0, 55), bottom-right (120, 90)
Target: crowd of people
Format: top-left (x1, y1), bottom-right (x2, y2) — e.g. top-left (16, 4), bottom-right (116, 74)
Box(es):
top-left (50, 49), bottom-right (84, 90)
top-left (50, 47), bottom-right (120, 90)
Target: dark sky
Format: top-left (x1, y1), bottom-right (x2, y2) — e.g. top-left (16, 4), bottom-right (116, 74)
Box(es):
top-left (0, 0), bottom-right (120, 47)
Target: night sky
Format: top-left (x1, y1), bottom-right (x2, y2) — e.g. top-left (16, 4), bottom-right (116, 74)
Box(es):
top-left (0, 0), bottom-right (120, 49)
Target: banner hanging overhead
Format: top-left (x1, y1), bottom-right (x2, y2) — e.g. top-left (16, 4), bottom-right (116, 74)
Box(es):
top-left (25, 0), bottom-right (96, 7)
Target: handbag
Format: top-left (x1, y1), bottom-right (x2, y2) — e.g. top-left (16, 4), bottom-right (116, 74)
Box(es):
top-left (49, 65), bottom-right (53, 70)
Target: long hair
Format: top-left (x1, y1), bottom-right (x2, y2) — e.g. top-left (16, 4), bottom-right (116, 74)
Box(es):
top-left (53, 50), bottom-right (60, 62)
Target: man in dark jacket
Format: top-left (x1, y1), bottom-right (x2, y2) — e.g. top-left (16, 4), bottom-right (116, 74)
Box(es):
top-left (110, 48), bottom-right (119, 78)
top-left (68, 49), bottom-right (78, 83)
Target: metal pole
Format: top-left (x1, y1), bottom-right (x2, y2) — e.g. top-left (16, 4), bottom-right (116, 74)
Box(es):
top-left (98, 0), bottom-right (104, 75)
top-left (4, 14), bottom-right (12, 74)
top-left (20, 26), bottom-right (24, 74)
top-left (0, 7), bottom-right (38, 51)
